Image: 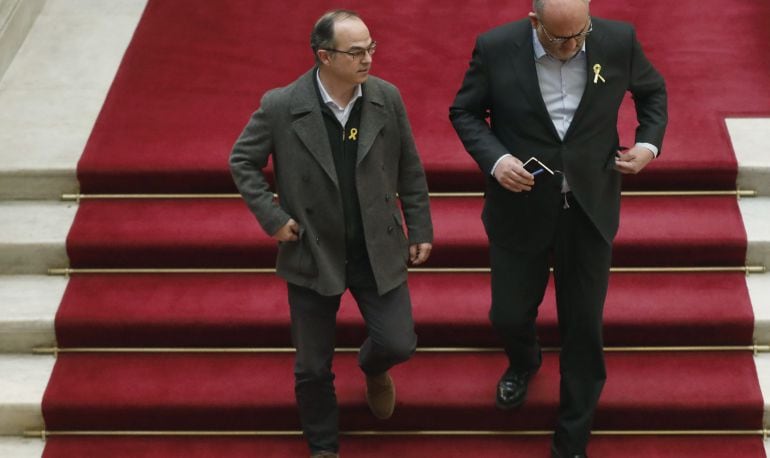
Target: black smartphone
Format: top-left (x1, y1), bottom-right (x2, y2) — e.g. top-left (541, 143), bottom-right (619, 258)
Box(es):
top-left (522, 157), bottom-right (554, 177)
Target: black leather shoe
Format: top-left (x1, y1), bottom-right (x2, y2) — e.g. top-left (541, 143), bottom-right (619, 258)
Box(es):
top-left (551, 441), bottom-right (587, 458)
top-left (495, 366), bottom-right (535, 410)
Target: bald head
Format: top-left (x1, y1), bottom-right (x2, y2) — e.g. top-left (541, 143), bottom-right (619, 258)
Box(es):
top-left (534, 0), bottom-right (589, 24)
top-left (529, 0), bottom-right (591, 61)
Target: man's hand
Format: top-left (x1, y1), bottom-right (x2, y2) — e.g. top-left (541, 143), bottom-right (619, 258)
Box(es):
top-left (493, 155), bottom-right (535, 192)
top-left (273, 218), bottom-right (299, 242)
top-left (614, 146), bottom-right (655, 175)
top-left (409, 243), bottom-right (432, 265)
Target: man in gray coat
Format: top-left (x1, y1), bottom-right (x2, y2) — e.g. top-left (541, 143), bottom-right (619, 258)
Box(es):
top-left (230, 10), bottom-right (433, 458)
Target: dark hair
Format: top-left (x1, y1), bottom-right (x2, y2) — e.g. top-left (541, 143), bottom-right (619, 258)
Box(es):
top-left (310, 9), bottom-right (360, 63)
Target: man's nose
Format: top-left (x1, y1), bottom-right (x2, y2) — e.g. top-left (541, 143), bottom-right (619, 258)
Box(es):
top-left (562, 38), bottom-right (579, 51)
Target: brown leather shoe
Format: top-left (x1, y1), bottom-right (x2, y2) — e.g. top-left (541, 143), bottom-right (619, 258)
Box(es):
top-left (310, 452), bottom-right (339, 458)
top-left (366, 372), bottom-right (395, 419)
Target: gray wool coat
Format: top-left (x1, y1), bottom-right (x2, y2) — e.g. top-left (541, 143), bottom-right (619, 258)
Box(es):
top-left (230, 68), bottom-right (433, 296)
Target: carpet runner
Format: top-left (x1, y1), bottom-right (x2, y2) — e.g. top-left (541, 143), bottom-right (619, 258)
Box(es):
top-left (43, 436), bottom-right (767, 458)
top-left (65, 196), bottom-right (748, 269)
top-left (55, 272), bottom-right (754, 348)
top-left (75, 0), bottom-right (770, 193)
top-left (41, 0), bottom-right (770, 456)
top-left (44, 352), bottom-right (762, 431)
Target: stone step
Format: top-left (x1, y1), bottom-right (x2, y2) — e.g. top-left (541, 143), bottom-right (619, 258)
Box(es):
top-left (0, 0), bottom-right (147, 200)
top-left (0, 354), bottom-right (53, 435)
top-left (0, 0), bottom-right (45, 80)
top-left (0, 276), bottom-right (64, 351)
top-left (754, 354), bottom-right (770, 432)
top-left (0, 198), bottom-right (767, 352)
top-left (745, 198), bottom-right (770, 348)
top-left (729, 118), bottom-right (770, 197)
top-left (0, 437), bottom-right (44, 458)
top-left (4, 198), bottom-right (765, 273)
top-left (0, 352), bottom-right (768, 445)
top-left (2, 275), bottom-right (769, 350)
top-left (741, 197), bottom-right (770, 271)
top-left (0, 201), bottom-right (76, 274)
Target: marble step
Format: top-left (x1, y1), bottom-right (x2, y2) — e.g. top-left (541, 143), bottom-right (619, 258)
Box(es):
top-left (0, 354), bottom-right (54, 435)
top-left (0, 276), bottom-right (64, 351)
top-left (0, 437), bottom-right (44, 458)
top-left (0, 0), bottom-right (147, 200)
top-left (0, 201), bottom-right (76, 274)
top-left (730, 118), bottom-right (770, 196)
top-left (0, 198), bottom-right (768, 352)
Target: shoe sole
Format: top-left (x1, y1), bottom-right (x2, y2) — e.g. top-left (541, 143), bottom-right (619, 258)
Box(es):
top-left (495, 395), bottom-right (526, 411)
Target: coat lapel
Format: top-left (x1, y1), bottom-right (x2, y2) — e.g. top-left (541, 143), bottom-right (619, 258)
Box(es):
top-left (356, 80), bottom-right (387, 165)
top-left (290, 69), bottom-right (339, 187)
top-left (564, 24), bottom-right (607, 141)
top-left (510, 24), bottom-right (561, 141)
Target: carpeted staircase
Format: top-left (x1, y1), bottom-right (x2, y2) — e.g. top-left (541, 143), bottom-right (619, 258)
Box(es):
top-left (33, 0), bottom-right (770, 456)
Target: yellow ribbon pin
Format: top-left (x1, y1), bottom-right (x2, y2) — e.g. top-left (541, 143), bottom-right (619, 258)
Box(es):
top-left (348, 128), bottom-right (358, 141)
top-left (593, 64), bottom-right (606, 84)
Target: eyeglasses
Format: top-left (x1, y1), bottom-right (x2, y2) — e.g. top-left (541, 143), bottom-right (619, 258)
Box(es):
top-left (322, 41), bottom-right (377, 60)
top-left (538, 17), bottom-right (592, 44)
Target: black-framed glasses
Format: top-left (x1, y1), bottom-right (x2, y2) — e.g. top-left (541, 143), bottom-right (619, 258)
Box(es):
top-left (538, 17), bottom-right (592, 44)
top-left (322, 41), bottom-right (377, 60)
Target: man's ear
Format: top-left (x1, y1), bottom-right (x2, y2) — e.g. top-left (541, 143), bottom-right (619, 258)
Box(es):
top-left (528, 12), bottom-right (539, 28)
top-left (317, 49), bottom-right (332, 65)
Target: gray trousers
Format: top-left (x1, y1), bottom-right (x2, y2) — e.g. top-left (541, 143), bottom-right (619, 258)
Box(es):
top-left (287, 281), bottom-right (417, 454)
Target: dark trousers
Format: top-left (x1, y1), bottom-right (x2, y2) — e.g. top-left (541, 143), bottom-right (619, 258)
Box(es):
top-left (287, 281), bottom-right (417, 454)
top-left (489, 193), bottom-right (612, 453)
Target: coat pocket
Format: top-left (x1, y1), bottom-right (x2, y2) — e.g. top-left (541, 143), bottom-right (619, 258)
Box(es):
top-left (605, 146), bottom-right (627, 171)
top-left (277, 226), bottom-right (319, 278)
top-left (392, 213), bottom-right (409, 263)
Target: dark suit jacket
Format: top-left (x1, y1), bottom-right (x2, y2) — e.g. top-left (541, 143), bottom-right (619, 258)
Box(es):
top-left (450, 17), bottom-right (667, 249)
top-left (230, 68), bottom-right (433, 296)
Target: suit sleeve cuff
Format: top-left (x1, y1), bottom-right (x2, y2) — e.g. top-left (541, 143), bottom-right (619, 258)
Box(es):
top-left (635, 142), bottom-right (659, 157)
top-left (490, 154), bottom-right (513, 175)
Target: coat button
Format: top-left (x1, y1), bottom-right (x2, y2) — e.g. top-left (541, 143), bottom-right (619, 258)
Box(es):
top-left (387, 226), bottom-right (394, 233)
top-left (302, 174), bottom-right (310, 182)
top-left (306, 208), bottom-right (313, 215)
top-left (315, 236), bottom-right (320, 245)
top-left (385, 194), bottom-right (390, 202)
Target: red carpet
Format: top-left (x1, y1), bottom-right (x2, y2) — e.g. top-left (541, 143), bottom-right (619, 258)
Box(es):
top-left (55, 272), bottom-right (754, 348)
top-left (76, 0), bottom-right (770, 192)
top-left (42, 352), bottom-right (762, 431)
top-left (65, 196), bottom-right (747, 268)
top-left (42, 436), bottom-right (767, 458)
top-left (43, 0), bottom-right (769, 456)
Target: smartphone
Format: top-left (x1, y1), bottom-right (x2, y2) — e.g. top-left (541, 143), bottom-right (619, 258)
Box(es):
top-left (522, 157), bottom-right (554, 177)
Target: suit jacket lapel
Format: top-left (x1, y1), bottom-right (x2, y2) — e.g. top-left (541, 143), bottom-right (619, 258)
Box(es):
top-left (510, 24), bottom-right (561, 141)
top-left (356, 80), bottom-right (386, 165)
top-left (290, 69), bottom-right (339, 187)
top-left (564, 25), bottom-right (606, 141)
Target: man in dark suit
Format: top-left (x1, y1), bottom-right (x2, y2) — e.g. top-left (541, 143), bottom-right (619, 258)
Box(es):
top-left (450, 0), bottom-right (667, 456)
top-left (230, 10), bottom-right (433, 458)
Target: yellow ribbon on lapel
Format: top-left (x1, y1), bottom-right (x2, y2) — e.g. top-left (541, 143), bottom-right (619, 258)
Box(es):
top-left (593, 64), bottom-right (606, 84)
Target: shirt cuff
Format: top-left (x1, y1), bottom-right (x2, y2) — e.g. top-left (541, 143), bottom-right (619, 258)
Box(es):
top-left (490, 154), bottom-right (513, 176)
top-left (635, 142), bottom-right (659, 157)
